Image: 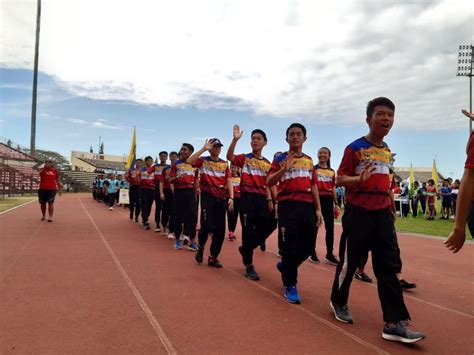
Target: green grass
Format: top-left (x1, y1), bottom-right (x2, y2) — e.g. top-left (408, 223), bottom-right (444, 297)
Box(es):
top-left (336, 199), bottom-right (472, 239)
top-left (0, 196), bottom-right (36, 213)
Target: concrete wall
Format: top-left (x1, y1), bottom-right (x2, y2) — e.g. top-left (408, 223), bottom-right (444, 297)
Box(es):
top-left (71, 151), bottom-right (127, 163)
top-left (71, 156), bottom-right (96, 172)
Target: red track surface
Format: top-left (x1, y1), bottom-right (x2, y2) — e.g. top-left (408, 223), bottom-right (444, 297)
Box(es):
top-left (1, 194), bottom-right (473, 354)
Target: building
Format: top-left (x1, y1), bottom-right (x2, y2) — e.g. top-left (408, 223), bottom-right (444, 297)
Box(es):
top-left (393, 167), bottom-right (445, 183)
top-left (71, 151), bottom-right (127, 174)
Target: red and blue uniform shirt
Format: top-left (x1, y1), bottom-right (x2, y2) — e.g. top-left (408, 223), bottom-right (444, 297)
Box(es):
top-left (140, 167), bottom-right (155, 189)
top-left (169, 160), bottom-right (197, 189)
top-left (268, 152), bottom-right (316, 203)
top-left (230, 176), bottom-right (241, 199)
top-left (193, 156), bottom-right (230, 199)
top-left (231, 153), bottom-right (271, 195)
top-left (314, 165), bottom-right (335, 196)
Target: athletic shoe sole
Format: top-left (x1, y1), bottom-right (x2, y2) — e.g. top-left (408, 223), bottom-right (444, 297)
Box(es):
top-left (308, 257), bottom-right (320, 264)
top-left (284, 293), bottom-right (300, 304)
top-left (324, 258), bottom-right (339, 266)
top-left (330, 302), bottom-right (353, 324)
top-left (382, 333), bottom-right (425, 343)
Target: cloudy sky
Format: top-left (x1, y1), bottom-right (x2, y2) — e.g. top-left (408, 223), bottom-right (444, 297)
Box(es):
top-left (0, 0), bottom-right (473, 177)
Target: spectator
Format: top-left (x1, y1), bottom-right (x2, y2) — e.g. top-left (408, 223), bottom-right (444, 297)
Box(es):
top-left (411, 181), bottom-right (420, 217)
top-left (418, 181), bottom-right (427, 215)
top-left (439, 179), bottom-right (452, 220)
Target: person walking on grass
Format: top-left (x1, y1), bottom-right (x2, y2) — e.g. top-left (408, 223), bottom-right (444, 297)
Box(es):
top-left (187, 138), bottom-right (234, 268)
top-left (267, 123), bottom-right (323, 303)
top-left (227, 125), bottom-right (277, 280)
top-left (38, 160), bottom-right (62, 222)
top-left (329, 97), bottom-right (424, 344)
top-left (310, 147), bottom-right (340, 265)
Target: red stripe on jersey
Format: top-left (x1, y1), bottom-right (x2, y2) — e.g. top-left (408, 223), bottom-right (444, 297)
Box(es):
top-left (232, 153), bottom-right (270, 195)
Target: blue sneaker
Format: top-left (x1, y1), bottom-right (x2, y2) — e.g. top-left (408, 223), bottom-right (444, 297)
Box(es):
top-left (284, 286), bottom-right (301, 304)
top-left (188, 241), bottom-right (197, 251)
top-left (174, 240), bottom-right (183, 250)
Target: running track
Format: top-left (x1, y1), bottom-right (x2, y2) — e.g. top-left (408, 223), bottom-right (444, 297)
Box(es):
top-left (1, 194), bottom-right (472, 354)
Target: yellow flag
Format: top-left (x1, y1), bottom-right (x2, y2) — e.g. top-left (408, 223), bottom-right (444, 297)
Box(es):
top-left (126, 127), bottom-right (136, 170)
top-left (431, 159), bottom-right (438, 186)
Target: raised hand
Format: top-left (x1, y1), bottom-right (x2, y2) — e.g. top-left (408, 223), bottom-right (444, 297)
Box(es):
top-left (358, 163), bottom-right (376, 184)
top-left (461, 109), bottom-right (474, 120)
top-left (283, 152), bottom-right (297, 171)
top-left (233, 124), bottom-right (243, 140)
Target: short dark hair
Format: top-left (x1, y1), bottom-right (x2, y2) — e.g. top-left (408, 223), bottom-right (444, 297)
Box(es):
top-left (182, 143), bottom-right (194, 153)
top-left (144, 156), bottom-right (153, 161)
top-left (135, 158), bottom-right (143, 162)
top-left (286, 123), bottom-right (306, 137)
top-left (159, 151), bottom-right (168, 156)
top-left (169, 151), bottom-right (178, 156)
top-left (251, 129), bottom-right (267, 142)
top-left (366, 97), bottom-right (395, 117)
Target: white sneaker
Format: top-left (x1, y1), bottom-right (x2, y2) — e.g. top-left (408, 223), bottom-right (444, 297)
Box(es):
top-left (109, 207), bottom-right (113, 211)
top-left (182, 235), bottom-right (190, 245)
top-left (167, 233), bottom-right (175, 240)
top-left (155, 228), bottom-right (161, 233)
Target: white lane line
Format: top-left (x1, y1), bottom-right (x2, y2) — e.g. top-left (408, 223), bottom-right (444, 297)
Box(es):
top-left (79, 198), bottom-right (177, 355)
top-left (223, 266), bottom-right (389, 355)
top-left (0, 199), bottom-right (36, 216)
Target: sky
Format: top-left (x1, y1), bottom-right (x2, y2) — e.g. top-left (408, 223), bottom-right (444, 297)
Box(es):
top-left (0, 0), bottom-right (473, 178)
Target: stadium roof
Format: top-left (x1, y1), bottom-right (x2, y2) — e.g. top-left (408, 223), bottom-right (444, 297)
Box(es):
top-left (78, 157), bottom-right (126, 170)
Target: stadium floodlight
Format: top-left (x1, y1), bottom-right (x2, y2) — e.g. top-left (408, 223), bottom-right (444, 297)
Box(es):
top-left (30, 0), bottom-right (41, 157)
top-left (457, 44), bottom-right (473, 135)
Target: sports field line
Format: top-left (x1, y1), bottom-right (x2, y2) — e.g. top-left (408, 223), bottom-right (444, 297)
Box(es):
top-left (0, 199), bottom-right (36, 215)
top-left (79, 198), bottom-right (177, 355)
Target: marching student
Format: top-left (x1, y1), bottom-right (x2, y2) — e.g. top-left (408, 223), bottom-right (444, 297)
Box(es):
top-left (445, 109), bottom-right (474, 253)
top-left (310, 147), bottom-right (340, 265)
top-left (97, 174), bottom-right (105, 202)
top-left (329, 97), bottom-right (424, 343)
top-left (227, 165), bottom-right (241, 241)
top-left (169, 144), bottom-right (198, 250)
top-left (187, 139), bottom-right (233, 267)
top-left (161, 151), bottom-right (178, 239)
top-left (267, 123), bottom-right (323, 302)
top-left (38, 160), bottom-right (62, 222)
top-left (227, 125), bottom-right (277, 280)
top-left (152, 151), bottom-right (169, 232)
top-left (140, 156), bottom-right (155, 230)
top-left (104, 173), bottom-right (119, 211)
top-left (126, 159), bottom-right (142, 222)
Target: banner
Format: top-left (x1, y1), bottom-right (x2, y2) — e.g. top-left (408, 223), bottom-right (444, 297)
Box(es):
top-left (119, 188), bottom-right (130, 205)
top-left (432, 159), bottom-right (438, 186)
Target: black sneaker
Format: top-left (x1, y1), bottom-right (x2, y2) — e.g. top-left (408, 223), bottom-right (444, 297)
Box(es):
top-left (144, 223), bottom-right (151, 230)
top-left (325, 254), bottom-right (339, 265)
top-left (260, 242), bottom-right (266, 252)
top-left (134, 217), bottom-right (139, 223)
top-left (399, 279), bottom-right (417, 290)
top-left (308, 255), bottom-right (320, 264)
top-left (245, 265), bottom-right (260, 281)
top-left (330, 301), bottom-right (353, 324)
top-left (195, 247), bottom-right (204, 264)
top-left (382, 322), bottom-right (425, 343)
top-left (129, 213), bottom-right (133, 220)
top-left (354, 272), bottom-right (372, 283)
top-left (208, 256), bottom-right (223, 268)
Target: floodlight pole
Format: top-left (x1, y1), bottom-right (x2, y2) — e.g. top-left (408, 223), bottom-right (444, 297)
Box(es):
top-left (30, 0), bottom-right (41, 157)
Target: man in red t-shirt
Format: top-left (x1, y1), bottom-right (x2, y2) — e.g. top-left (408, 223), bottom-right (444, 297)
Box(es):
top-left (329, 97), bottom-right (424, 344)
top-left (38, 160), bottom-right (61, 222)
top-left (227, 125), bottom-right (277, 280)
top-left (187, 138), bottom-right (233, 267)
top-left (445, 109), bottom-right (474, 252)
top-left (267, 123), bottom-right (323, 304)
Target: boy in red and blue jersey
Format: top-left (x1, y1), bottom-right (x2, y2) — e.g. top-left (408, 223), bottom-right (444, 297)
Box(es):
top-left (151, 151), bottom-right (169, 232)
top-left (330, 97), bottom-right (424, 344)
top-left (126, 159), bottom-right (142, 222)
top-left (140, 156), bottom-right (155, 230)
top-left (169, 144), bottom-right (198, 250)
top-left (160, 151), bottom-right (178, 238)
top-left (267, 123), bottom-right (323, 304)
top-left (187, 138), bottom-right (233, 267)
top-left (227, 125), bottom-right (277, 280)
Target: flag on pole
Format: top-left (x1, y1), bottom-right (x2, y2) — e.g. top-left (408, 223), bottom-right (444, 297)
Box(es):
top-left (431, 159), bottom-right (438, 186)
top-left (409, 163), bottom-right (415, 193)
top-left (125, 127), bottom-right (136, 171)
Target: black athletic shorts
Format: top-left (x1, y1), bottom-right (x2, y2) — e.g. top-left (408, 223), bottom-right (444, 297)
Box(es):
top-left (38, 189), bottom-right (57, 204)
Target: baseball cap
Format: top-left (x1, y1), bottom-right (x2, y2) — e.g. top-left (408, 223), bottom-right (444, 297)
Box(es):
top-left (210, 138), bottom-right (223, 147)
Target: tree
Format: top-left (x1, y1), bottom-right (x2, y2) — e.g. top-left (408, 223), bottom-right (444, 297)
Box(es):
top-left (99, 142), bottom-right (104, 154)
top-left (34, 149), bottom-right (71, 170)
top-left (89, 145), bottom-right (93, 153)
top-left (6, 139), bottom-right (12, 147)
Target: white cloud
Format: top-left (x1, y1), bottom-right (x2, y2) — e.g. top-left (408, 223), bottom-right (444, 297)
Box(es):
top-left (1, 0), bottom-right (473, 129)
top-left (66, 117), bottom-right (122, 130)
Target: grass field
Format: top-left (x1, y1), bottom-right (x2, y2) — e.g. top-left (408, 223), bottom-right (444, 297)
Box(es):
top-left (0, 196), bottom-right (36, 213)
